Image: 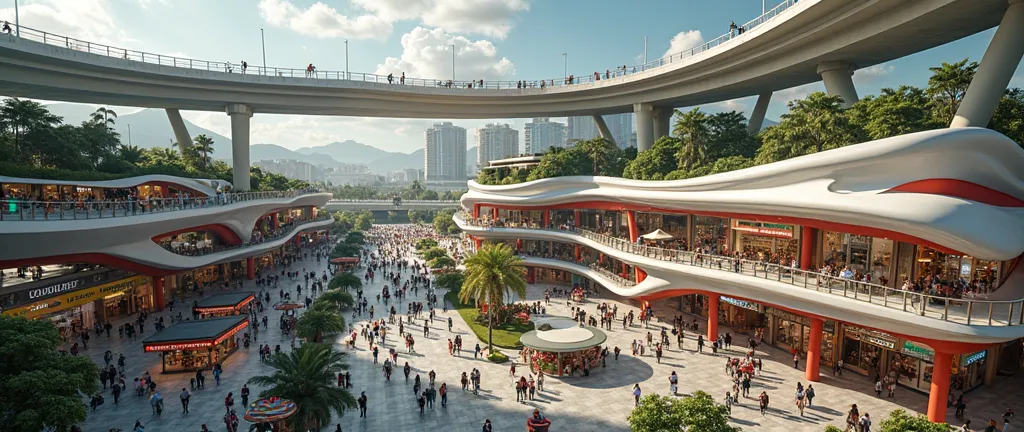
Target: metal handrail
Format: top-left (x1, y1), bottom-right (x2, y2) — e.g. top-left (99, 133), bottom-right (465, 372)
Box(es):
top-left (0, 1), bottom-right (796, 90)
top-left (0, 189), bottom-right (323, 221)
top-left (455, 212), bottom-right (1024, 327)
top-left (157, 213), bottom-right (333, 257)
top-left (327, 199), bottom-right (461, 203)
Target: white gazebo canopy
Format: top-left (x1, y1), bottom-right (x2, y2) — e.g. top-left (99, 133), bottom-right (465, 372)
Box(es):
top-left (640, 229), bottom-right (674, 241)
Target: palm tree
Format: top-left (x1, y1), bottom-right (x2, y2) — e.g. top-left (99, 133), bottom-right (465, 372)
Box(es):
top-left (118, 144), bottom-right (143, 164)
top-left (192, 134), bottom-right (215, 170)
top-left (328, 272), bottom-right (362, 291)
top-left (296, 309), bottom-right (346, 343)
top-left (248, 344), bottom-right (356, 431)
top-left (459, 242), bottom-right (527, 353)
top-left (577, 138), bottom-right (615, 175)
top-left (315, 289), bottom-right (355, 311)
top-left (673, 108), bottom-right (711, 172)
top-left (90, 107), bottom-right (118, 128)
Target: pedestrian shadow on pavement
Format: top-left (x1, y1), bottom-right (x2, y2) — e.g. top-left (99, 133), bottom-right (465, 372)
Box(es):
top-left (558, 355), bottom-right (654, 389)
top-left (806, 404), bottom-right (842, 416)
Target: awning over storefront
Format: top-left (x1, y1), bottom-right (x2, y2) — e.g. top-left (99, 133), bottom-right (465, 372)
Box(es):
top-left (194, 292), bottom-right (255, 315)
top-left (142, 315), bottom-right (248, 352)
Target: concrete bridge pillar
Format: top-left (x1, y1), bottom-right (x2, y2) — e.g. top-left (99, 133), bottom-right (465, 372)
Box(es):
top-left (951, 0), bottom-right (1024, 128)
top-left (816, 62), bottom-right (859, 108)
top-left (634, 103), bottom-right (654, 152)
top-left (227, 104), bottom-right (253, 191)
top-left (747, 92), bottom-right (772, 134)
top-left (652, 107), bottom-right (673, 142)
top-left (166, 109), bottom-right (193, 154)
top-left (592, 115), bottom-right (617, 147)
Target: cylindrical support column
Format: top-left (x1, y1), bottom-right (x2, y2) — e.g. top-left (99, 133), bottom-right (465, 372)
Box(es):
top-left (592, 115), bottom-right (617, 148)
top-left (246, 256), bottom-right (255, 280)
top-left (527, 267), bottom-right (536, 284)
top-left (574, 245), bottom-right (581, 261)
top-left (747, 92), bottom-right (772, 134)
top-left (706, 294), bottom-right (720, 341)
top-left (226, 104), bottom-right (254, 191)
top-left (472, 204), bottom-right (480, 219)
top-left (271, 213), bottom-right (279, 230)
top-left (166, 108), bottom-right (194, 154)
top-left (474, 237), bottom-right (482, 250)
top-left (543, 210), bottom-right (550, 227)
top-left (491, 207), bottom-right (499, 220)
top-left (516, 239), bottom-right (522, 250)
top-left (652, 107), bottom-right (672, 141)
top-left (633, 103), bottom-right (654, 152)
top-left (928, 351), bottom-right (954, 422)
top-left (805, 318), bottom-right (823, 382)
top-left (152, 276), bottom-right (165, 312)
top-left (984, 345), bottom-right (1001, 386)
top-left (573, 209), bottom-right (581, 226)
top-left (800, 226), bottom-right (816, 270)
top-left (816, 62), bottom-right (859, 108)
top-left (626, 210), bottom-right (639, 242)
top-left (951, 0), bottom-right (1024, 128)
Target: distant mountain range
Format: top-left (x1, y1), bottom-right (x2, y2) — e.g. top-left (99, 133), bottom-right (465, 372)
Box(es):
top-left (41, 104), bottom-right (480, 174)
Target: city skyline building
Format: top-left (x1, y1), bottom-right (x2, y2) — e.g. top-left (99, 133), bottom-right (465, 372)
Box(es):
top-left (476, 123), bottom-right (520, 170)
top-left (424, 122), bottom-right (468, 182)
top-left (524, 118), bottom-right (567, 154)
top-left (567, 114), bottom-right (634, 149)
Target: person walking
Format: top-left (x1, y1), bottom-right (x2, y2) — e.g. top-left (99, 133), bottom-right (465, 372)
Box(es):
top-left (806, 384), bottom-right (815, 406)
top-left (758, 391), bottom-right (769, 416)
top-left (439, 383), bottom-right (448, 408)
top-left (180, 388), bottom-right (190, 414)
top-left (632, 384), bottom-right (642, 407)
top-left (358, 391), bottom-right (368, 418)
top-left (224, 392), bottom-right (234, 413)
top-left (240, 384), bottom-right (250, 408)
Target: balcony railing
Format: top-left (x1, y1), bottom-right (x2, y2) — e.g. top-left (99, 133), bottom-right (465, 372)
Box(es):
top-left (158, 213), bottom-right (333, 257)
top-left (515, 250), bottom-right (637, 287)
top-left (0, 189), bottom-right (322, 221)
top-left (456, 213), bottom-right (1024, 327)
top-left (0, 1), bottom-right (796, 90)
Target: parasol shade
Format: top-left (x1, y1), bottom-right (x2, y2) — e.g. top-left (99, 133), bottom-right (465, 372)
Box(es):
top-left (640, 229), bottom-right (674, 240)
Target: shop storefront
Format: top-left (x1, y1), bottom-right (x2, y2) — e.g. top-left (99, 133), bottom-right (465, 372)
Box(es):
top-left (718, 296), bottom-right (765, 336)
top-left (194, 293), bottom-right (255, 318)
top-left (693, 216), bottom-right (729, 253)
top-left (535, 268), bottom-right (575, 285)
top-left (100, 278), bottom-right (153, 321)
top-left (636, 212), bottom-right (689, 249)
top-left (767, 309), bottom-right (837, 365)
top-left (732, 220), bottom-right (798, 262)
top-left (956, 350), bottom-right (988, 392)
top-left (142, 315), bottom-right (248, 373)
top-left (821, 232), bottom-right (896, 286)
top-left (892, 341), bottom-right (935, 392)
top-left (840, 325), bottom-right (899, 376)
top-left (916, 247), bottom-right (1001, 288)
top-left (680, 294), bottom-right (709, 318)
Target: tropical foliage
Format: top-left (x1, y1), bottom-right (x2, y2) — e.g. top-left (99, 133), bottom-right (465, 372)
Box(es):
top-left (314, 289), bottom-right (355, 311)
top-left (296, 309), bottom-right (347, 343)
top-left (433, 209), bottom-right (461, 235)
top-left (330, 181), bottom-right (465, 201)
top-left (628, 391), bottom-right (739, 432)
top-left (478, 58), bottom-right (1024, 185)
top-left (248, 344), bottom-right (356, 431)
top-left (331, 210), bottom-right (374, 234)
top-left (0, 98), bottom-right (308, 190)
top-left (877, 409), bottom-right (949, 432)
top-left (459, 243), bottom-right (528, 353)
top-left (328, 272), bottom-right (363, 291)
top-left (0, 316), bottom-right (100, 432)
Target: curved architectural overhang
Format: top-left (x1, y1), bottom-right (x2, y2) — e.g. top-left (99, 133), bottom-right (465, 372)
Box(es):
top-left (0, 174), bottom-right (230, 196)
top-left (0, 217), bottom-right (334, 276)
top-left (0, 192), bottom-right (332, 262)
top-left (0, 0), bottom-right (1007, 117)
top-left (462, 128), bottom-right (1024, 261)
top-left (494, 221), bottom-right (1024, 346)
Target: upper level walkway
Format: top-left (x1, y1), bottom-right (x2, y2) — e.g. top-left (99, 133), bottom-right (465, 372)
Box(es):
top-left (0, 0), bottom-right (1009, 118)
top-left (325, 199), bottom-right (460, 212)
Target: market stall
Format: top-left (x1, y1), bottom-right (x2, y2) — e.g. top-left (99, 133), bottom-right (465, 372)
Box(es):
top-left (521, 317), bottom-right (607, 377)
top-left (244, 397), bottom-right (298, 432)
top-left (330, 257), bottom-right (360, 272)
top-left (142, 315), bottom-right (248, 373)
top-left (194, 292), bottom-right (256, 318)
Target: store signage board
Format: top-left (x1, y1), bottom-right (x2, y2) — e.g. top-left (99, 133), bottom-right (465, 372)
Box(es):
top-left (144, 341), bottom-right (214, 352)
top-left (865, 336), bottom-right (896, 350)
top-left (732, 220), bottom-right (794, 238)
top-left (3, 276), bottom-right (147, 319)
top-left (902, 341), bottom-right (935, 361)
top-left (963, 351), bottom-right (986, 366)
top-left (721, 296), bottom-right (759, 311)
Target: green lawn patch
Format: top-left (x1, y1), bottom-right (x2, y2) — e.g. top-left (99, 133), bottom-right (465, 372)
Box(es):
top-left (445, 291), bottom-right (533, 350)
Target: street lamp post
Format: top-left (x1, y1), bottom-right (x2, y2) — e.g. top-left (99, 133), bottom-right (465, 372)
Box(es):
top-left (643, 36), bottom-right (648, 66)
top-left (562, 53), bottom-right (567, 82)
top-left (260, 29), bottom-right (267, 75)
top-left (344, 39), bottom-right (349, 80)
top-left (452, 44), bottom-right (456, 83)
top-left (763, 0), bottom-right (767, 15)
top-left (15, 0), bottom-right (20, 36)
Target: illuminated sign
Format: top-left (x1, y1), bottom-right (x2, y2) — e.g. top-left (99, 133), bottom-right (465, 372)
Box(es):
top-left (902, 341), bottom-right (934, 361)
top-left (963, 351), bottom-right (986, 366)
top-left (28, 280), bottom-right (80, 299)
top-left (865, 336), bottom-right (896, 350)
top-left (731, 220), bottom-right (794, 238)
top-left (145, 341), bottom-right (213, 352)
top-left (721, 296), bottom-right (759, 311)
top-left (195, 295), bottom-right (255, 314)
top-left (4, 276), bottom-right (148, 319)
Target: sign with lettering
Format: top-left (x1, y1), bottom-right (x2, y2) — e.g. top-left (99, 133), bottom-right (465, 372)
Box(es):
top-left (902, 341), bottom-right (935, 361)
top-left (865, 336), bottom-right (896, 350)
top-left (963, 350), bottom-right (986, 366)
top-left (144, 341), bottom-right (213, 352)
top-left (3, 276), bottom-right (148, 319)
top-left (732, 220), bottom-right (794, 238)
top-left (721, 296), bottom-right (759, 311)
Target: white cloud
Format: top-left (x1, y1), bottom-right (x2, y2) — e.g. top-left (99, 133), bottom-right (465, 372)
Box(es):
top-left (853, 63), bottom-right (894, 85)
top-left (703, 97), bottom-right (751, 114)
top-left (257, 0), bottom-right (392, 41)
top-left (663, 30), bottom-right (704, 58)
top-left (375, 27), bottom-right (515, 82)
top-left (0, 0), bottom-right (134, 47)
top-left (351, 0), bottom-right (529, 39)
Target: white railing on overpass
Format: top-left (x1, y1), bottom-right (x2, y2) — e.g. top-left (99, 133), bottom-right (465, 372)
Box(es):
top-left (0, 189), bottom-right (322, 221)
top-left (327, 199), bottom-right (460, 204)
top-left (456, 212), bottom-right (1024, 327)
top-left (0, 0), bottom-right (796, 90)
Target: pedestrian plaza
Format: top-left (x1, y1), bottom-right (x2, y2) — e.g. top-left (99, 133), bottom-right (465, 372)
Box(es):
top-left (76, 237), bottom-right (1023, 432)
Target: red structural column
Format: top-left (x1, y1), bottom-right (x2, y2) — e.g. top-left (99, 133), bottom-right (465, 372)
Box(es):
top-left (574, 209), bottom-right (581, 226)
top-left (472, 204), bottom-right (480, 219)
top-left (271, 213), bottom-right (279, 230)
top-left (152, 276), bottom-right (165, 312)
top-left (492, 207), bottom-right (499, 220)
top-left (801, 226), bottom-right (816, 270)
top-left (574, 245), bottom-right (581, 262)
top-left (246, 257), bottom-right (255, 280)
top-left (527, 267), bottom-right (536, 284)
top-left (626, 211), bottom-right (639, 242)
top-left (706, 294), bottom-right (720, 341)
top-left (516, 239), bottom-right (522, 250)
top-left (543, 210), bottom-right (550, 227)
top-left (474, 237), bottom-right (482, 249)
top-left (805, 318), bottom-right (823, 381)
top-left (928, 352), bottom-right (953, 422)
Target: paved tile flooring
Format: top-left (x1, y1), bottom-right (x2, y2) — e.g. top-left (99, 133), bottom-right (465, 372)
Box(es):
top-left (75, 240), bottom-right (1022, 432)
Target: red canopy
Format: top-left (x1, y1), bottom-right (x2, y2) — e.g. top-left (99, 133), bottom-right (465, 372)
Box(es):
top-left (330, 257), bottom-right (360, 263)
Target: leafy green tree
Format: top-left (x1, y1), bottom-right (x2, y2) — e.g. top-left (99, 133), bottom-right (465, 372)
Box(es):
top-left (329, 272), bottom-right (363, 291)
top-left (878, 409), bottom-right (949, 432)
top-left (296, 309), bottom-right (347, 343)
top-left (330, 243), bottom-right (361, 260)
top-left (849, 86), bottom-right (937, 140)
top-left (667, 155), bottom-right (755, 180)
top-left (575, 137), bottom-right (617, 176)
top-left (527, 146), bottom-right (591, 180)
top-left (415, 238), bottom-right (439, 250)
top-left (0, 315), bottom-right (101, 432)
top-left (755, 92), bottom-right (857, 165)
top-left (423, 247), bottom-right (449, 261)
top-left (89, 107), bottom-right (117, 128)
top-left (707, 111), bottom-right (759, 159)
top-left (248, 344), bottom-right (356, 431)
top-left (673, 108), bottom-right (711, 171)
top-left (118, 144), bottom-right (144, 165)
top-left (344, 230), bottom-right (365, 245)
top-left (433, 209), bottom-right (459, 234)
top-left (0, 98), bottom-right (63, 164)
top-left (436, 271), bottom-right (465, 292)
top-left (926, 58), bottom-right (977, 125)
top-left (459, 242), bottom-right (527, 352)
top-left (623, 136), bottom-right (681, 180)
top-left (628, 391), bottom-right (738, 432)
top-left (678, 390), bottom-right (739, 432)
top-left (429, 256), bottom-right (457, 269)
top-left (824, 426), bottom-right (844, 432)
top-left (990, 88), bottom-right (1024, 148)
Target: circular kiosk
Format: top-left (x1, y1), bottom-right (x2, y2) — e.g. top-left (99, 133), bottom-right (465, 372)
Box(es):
top-left (521, 317), bottom-right (607, 377)
top-left (244, 397), bottom-right (298, 432)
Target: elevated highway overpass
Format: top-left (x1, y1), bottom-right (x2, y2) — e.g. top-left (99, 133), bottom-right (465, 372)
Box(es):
top-left (324, 200), bottom-right (460, 212)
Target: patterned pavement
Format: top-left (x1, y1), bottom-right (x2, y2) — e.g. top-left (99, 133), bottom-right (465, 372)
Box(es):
top-left (74, 237), bottom-right (1021, 431)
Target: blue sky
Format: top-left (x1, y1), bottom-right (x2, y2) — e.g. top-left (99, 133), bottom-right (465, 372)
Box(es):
top-left (3, 0), bottom-right (1022, 153)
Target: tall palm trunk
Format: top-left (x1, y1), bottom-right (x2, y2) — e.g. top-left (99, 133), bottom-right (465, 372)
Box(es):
top-left (487, 309), bottom-right (494, 354)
